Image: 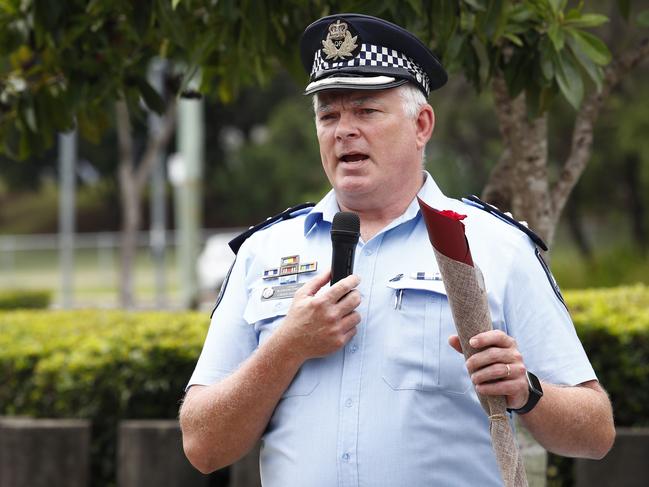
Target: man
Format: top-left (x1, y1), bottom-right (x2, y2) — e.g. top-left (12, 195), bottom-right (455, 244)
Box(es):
top-left (180, 13), bottom-right (615, 486)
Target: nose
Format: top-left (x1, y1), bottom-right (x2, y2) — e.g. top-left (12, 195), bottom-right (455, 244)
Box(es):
top-left (334, 112), bottom-right (359, 141)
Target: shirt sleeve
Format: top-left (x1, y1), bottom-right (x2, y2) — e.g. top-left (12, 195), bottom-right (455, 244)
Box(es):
top-left (187, 240), bottom-right (258, 388)
top-left (503, 236), bottom-right (597, 386)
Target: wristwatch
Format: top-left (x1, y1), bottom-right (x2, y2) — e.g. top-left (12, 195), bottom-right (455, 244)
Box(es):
top-left (507, 371), bottom-right (543, 414)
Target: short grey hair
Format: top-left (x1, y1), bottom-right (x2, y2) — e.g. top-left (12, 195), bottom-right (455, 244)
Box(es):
top-left (397, 83), bottom-right (428, 119)
top-left (312, 82), bottom-right (428, 119)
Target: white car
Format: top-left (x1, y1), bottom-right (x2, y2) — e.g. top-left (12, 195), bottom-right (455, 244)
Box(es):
top-left (197, 230), bottom-right (241, 291)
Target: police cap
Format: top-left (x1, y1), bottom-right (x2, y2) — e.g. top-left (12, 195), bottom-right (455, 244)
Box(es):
top-left (300, 13), bottom-right (447, 97)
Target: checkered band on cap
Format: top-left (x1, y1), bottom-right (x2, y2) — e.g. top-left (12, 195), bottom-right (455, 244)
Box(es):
top-left (311, 43), bottom-right (431, 95)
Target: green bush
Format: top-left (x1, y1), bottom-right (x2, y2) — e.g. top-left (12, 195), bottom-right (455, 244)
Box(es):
top-left (567, 284), bottom-right (649, 427)
top-left (0, 286), bottom-right (647, 486)
top-left (0, 289), bottom-right (51, 309)
top-left (548, 284), bottom-right (649, 486)
top-left (0, 310), bottom-right (206, 486)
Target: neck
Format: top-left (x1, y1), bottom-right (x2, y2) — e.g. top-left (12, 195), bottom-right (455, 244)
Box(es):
top-left (337, 172), bottom-right (426, 242)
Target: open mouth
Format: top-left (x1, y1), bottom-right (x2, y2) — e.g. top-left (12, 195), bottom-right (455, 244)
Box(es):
top-left (339, 153), bottom-right (369, 163)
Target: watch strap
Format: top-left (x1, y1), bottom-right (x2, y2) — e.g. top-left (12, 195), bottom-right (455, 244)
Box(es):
top-left (507, 371), bottom-right (543, 415)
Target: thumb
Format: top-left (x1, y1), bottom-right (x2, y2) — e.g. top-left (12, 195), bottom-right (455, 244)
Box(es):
top-left (298, 269), bottom-right (332, 297)
top-left (448, 335), bottom-right (463, 354)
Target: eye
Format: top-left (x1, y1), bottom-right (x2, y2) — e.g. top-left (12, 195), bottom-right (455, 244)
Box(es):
top-left (318, 113), bottom-right (337, 122)
top-left (360, 108), bottom-right (378, 115)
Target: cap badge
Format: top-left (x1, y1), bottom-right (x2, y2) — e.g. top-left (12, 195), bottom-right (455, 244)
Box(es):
top-left (322, 20), bottom-right (358, 61)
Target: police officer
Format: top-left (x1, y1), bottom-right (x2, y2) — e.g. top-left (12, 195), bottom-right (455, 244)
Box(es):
top-left (180, 13), bottom-right (614, 486)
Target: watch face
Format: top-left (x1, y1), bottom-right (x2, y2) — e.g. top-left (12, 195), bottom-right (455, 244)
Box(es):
top-left (527, 372), bottom-right (543, 396)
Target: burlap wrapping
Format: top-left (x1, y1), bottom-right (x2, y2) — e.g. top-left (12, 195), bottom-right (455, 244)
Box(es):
top-left (434, 249), bottom-right (528, 487)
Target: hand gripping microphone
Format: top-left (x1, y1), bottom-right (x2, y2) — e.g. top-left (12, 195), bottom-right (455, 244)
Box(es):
top-left (330, 211), bottom-right (360, 285)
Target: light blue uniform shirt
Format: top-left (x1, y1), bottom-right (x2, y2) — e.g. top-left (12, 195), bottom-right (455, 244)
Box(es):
top-left (188, 172), bottom-right (596, 486)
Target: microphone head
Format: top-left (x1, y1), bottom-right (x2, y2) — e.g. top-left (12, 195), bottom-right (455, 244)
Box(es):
top-left (331, 211), bottom-right (360, 240)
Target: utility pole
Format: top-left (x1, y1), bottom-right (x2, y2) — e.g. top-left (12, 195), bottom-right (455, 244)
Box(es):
top-left (58, 130), bottom-right (77, 309)
top-left (172, 78), bottom-right (204, 309)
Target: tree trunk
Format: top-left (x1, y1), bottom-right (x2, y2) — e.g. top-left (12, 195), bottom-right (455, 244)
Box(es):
top-left (116, 100), bottom-right (138, 309)
top-left (485, 37), bottom-right (649, 251)
top-left (481, 148), bottom-right (513, 211)
top-left (566, 187), bottom-right (593, 261)
top-left (115, 97), bottom-right (177, 309)
top-left (486, 72), bottom-right (554, 247)
top-left (482, 73), bottom-right (517, 211)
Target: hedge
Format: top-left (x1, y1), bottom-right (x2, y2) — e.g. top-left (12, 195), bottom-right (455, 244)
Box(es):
top-left (549, 284), bottom-right (649, 486)
top-left (0, 310), bottom-right (206, 486)
top-left (0, 289), bottom-right (51, 309)
top-left (0, 285), bottom-right (648, 486)
top-left (566, 284), bottom-right (649, 427)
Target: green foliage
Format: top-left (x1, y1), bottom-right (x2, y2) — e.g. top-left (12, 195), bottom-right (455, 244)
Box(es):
top-left (0, 0), bottom-right (621, 159)
top-left (0, 289), bottom-right (50, 309)
top-left (548, 284), bottom-right (649, 486)
top-left (552, 244), bottom-right (649, 289)
top-left (0, 309), bottom-right (206, 486)
top-left (566, 284), bottom-right (649, 426)
top-left (0, 180), bottom-right (120, 233)
top-left (214, 95), bottom-right (328, 222)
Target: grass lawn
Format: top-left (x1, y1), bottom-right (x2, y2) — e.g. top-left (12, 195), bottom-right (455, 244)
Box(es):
top-left (0, 246), bottom-right (185, 308)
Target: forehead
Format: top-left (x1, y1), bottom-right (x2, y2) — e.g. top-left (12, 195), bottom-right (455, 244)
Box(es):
top-left (315, 88), bottom-right (398, 109)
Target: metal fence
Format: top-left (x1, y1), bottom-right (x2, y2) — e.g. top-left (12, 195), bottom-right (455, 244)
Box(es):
top-left (0, 229), bottom-right (240, 309)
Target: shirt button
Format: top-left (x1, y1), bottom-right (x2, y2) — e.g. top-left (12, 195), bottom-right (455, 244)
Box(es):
top-left (345, 398), bottom-right (353, 408)
top-left (342, 453), bottom-right (350, 461)
top-left (364, 248), bottom-right (374, 256)
top-left (350, 344), bottom-right (358, 353)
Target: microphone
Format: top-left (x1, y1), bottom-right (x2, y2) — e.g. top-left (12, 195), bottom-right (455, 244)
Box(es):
top-left (330, 211), bottom-right (360, 285)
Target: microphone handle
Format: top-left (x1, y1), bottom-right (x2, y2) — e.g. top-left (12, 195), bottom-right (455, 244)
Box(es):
top-left (330, 239), bottom-right (357, 285)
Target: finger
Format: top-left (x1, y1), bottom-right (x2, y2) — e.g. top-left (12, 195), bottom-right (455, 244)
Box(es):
top-left (340, 322), bottom-right (358, 345)
top-left (469, 330), bottom-right (515, 350)
top-left (474, 378), bottom-right (522, 398)
top-left (466, 347), bottom-right (522, 373)
top-left (471, 362), bottom-right (520, 385)
top-left (298, 270), bottom-right (332, 297)
top-left (336, 289), bottom-right (362, 314)
top-left (327, 274), bottom-right (361, 302)
top-left (339, 311), bottom-right (361, 334)
top-left (448, 335), bottom-right (463, 354)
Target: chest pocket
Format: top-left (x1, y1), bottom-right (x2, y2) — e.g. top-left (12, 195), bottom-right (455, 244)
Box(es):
top-left (243, 289), bottom-right (320, 398)
top-left (382, 279), bottom-right (472, 394)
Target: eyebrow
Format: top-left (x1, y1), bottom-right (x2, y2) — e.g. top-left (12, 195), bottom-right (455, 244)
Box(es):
top-left (316, 95), bottom-right (382, 112)
top-left (316, 102), bottom-right (332, 113)
top-left (350, 96), bottom-right (380, 106)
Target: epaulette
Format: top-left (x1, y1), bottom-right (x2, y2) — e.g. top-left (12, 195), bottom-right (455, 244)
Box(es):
top-left (461, 195), bottom-right (548, 251)
top-left (228, 202), bottom-right (316, 254)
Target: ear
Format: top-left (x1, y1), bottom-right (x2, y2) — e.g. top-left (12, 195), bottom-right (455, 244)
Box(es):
top-left (415, 104), bottom-right (435, 150)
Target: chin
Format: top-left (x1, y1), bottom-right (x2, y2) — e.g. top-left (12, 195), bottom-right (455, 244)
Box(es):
top-left (335, 175), bottom-right (370, 193)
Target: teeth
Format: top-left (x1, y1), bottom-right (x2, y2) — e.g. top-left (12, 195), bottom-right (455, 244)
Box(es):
top-left (342, 154), bottom-right (367, 162)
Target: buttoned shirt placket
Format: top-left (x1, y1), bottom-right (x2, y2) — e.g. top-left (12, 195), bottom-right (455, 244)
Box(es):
top-left (336, 233), bottom-right (384, 487)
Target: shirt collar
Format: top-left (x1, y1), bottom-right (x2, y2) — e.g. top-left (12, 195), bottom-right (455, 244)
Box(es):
top-left (303, 188), bottom-right (338, 236)
top-left (303, 171), bottom-right (449, 237)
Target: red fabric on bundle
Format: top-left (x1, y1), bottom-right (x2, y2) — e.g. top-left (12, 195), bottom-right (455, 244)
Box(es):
top-left (418, 197), bottom-right (473, 266)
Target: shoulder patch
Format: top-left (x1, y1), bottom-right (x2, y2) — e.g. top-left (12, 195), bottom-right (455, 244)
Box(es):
top-left (461, 195), bottom-right (548, 251)
top-left (535, 248), bottom-right (568, 310)
top-left (228, 202), bottom-right (316, 255)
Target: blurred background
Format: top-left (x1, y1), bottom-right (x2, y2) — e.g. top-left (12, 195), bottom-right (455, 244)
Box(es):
top-left (1, 1), bottom-right (648, 486)
top-left (1, 3), bottom-right (647, 310)
top-left (3, 65), bottom-right (649, 309)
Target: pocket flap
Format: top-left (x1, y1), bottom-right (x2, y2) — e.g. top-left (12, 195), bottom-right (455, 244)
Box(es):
top-left (386, 277), bottom-right (447, 296)
top-left (243, 287), bottom-right (292, 324)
